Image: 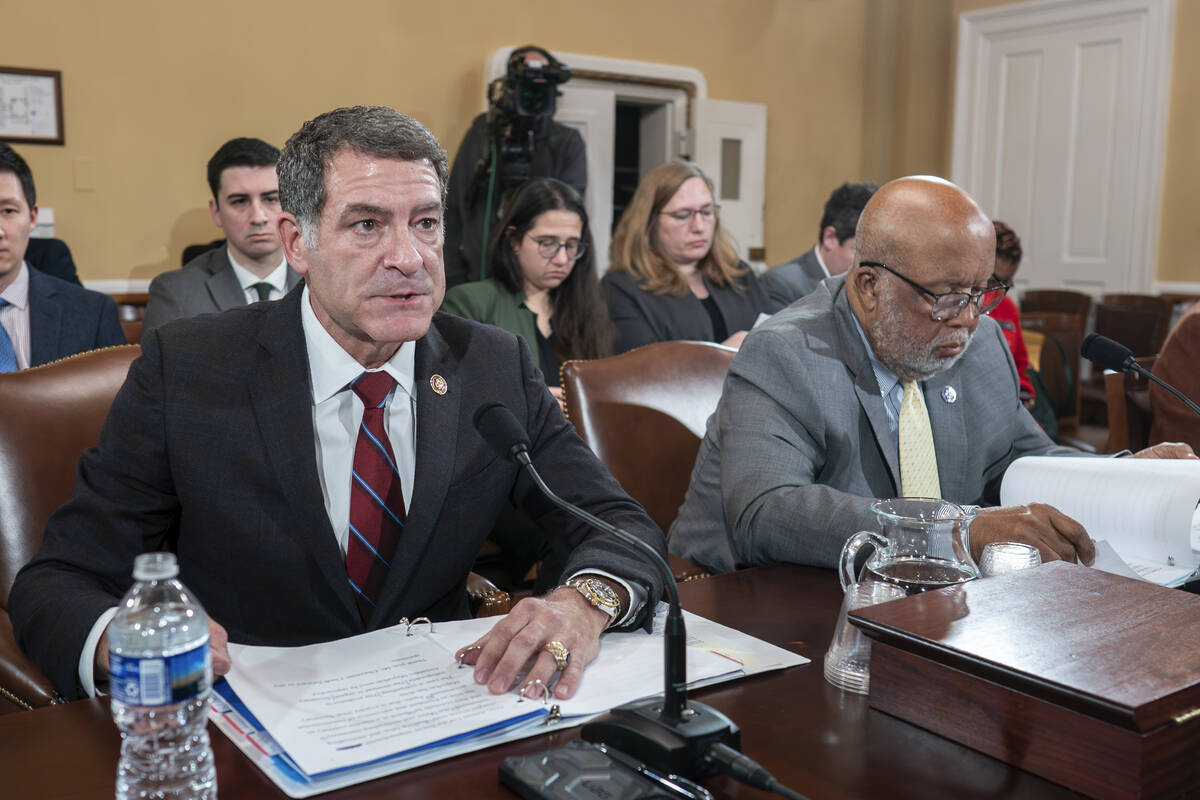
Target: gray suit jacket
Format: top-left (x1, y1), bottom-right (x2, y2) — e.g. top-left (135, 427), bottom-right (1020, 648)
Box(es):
top-left (27, 267), bottom-right (125, 365)
top-left (759, 247), bottom-right (827, 309)
top-left (12, 287), bottom-right (666, 698)
top-left (668, 274), bottom-right (1075, 573)
top-left (142, 246), bottom-right (301, 336)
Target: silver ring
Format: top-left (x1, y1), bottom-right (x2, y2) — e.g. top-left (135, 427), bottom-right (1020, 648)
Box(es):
top-left (456, 644), bottom-right (483, 668)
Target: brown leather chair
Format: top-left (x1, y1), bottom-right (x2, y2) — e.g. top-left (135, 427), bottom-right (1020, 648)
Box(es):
top-left (561, 341), bottom-right (737, 581)
top-left (0, 345), bottom-right (142, 713)
top-left (1020, 290), bottom-right (1092, 338)
top-left (1104, 356), bottom-right (1156, 454)
top-left (109, 292), bottom-right (149, 345)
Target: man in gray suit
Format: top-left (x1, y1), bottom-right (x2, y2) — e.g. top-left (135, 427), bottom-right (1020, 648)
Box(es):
top-left (670, 176), bottom-right (1190, 574)
top-left (142, 137), bottom-right (300, 334)
top-left (760, 181), bottom-right (877, 308)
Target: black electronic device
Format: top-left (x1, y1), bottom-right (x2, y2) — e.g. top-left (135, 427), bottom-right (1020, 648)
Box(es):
top-left (499, 740), bottom-right (711, 800)
top-left (472, 403), bottom-right (740, 781)
top-left (1081, 332), bottom-right (1200, 419)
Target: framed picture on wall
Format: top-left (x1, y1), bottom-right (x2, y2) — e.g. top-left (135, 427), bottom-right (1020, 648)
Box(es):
top-left (0, 67), bottom-right (64, 145)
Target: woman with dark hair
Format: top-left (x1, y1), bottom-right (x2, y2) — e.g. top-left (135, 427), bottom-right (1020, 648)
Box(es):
top-left (603, 160), bottom-right (778, 353)
top-left (442, 178), bottom-right (613, 404)
top-left (988, 219), bottom-right (1035, 408)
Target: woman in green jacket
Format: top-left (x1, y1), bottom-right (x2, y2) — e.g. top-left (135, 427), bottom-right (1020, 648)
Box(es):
top-left (442, 178), bottom-right (613, 406)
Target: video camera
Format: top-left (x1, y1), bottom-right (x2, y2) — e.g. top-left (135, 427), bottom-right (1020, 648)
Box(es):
top-left (482, 46), bottom-right (572, 192)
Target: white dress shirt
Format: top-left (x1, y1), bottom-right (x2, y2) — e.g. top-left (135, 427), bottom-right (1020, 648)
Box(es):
top-left (227, 251), bottom-right (289, 304)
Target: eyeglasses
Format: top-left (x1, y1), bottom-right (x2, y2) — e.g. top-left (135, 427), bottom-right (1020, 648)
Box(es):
top-left (860, 261), bottom-right (1008, 321)
top-left (526, 235), bottom-right (587, 261)
top-left (658, 204), bottom-right (720, 224)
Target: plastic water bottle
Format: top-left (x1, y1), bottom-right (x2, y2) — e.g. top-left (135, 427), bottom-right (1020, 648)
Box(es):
top-left (109, 552), bottom-right (217, 799)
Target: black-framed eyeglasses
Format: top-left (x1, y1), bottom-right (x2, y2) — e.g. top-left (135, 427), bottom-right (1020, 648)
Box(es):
top-left (860, 260), bottom-right (1008, 321)
top-left (658, 204), bottom-right (720, 224)
top-left (526, 235), bottom-right (587, 261)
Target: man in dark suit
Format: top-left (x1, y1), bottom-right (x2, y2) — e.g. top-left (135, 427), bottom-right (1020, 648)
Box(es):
top-left (0, 143), bottom-right (124, 370)
top-left (142, 137), bottom-right (301, 335)
top-left (11, 107), bottom-right (665, 703)
top-left (24, 237), bottom-right (82, 286)
top-left (760, 181), bottom-right (877, 308)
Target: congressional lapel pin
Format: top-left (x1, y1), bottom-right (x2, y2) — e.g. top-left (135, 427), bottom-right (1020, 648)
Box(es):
top-left (430, 374), bottom-right (448, 395)
top-left (941, 385), bottom-right (957, 404)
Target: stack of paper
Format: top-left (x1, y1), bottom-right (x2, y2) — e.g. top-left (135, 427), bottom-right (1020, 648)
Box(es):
top-left (209, 606), bottom-right (807, 797)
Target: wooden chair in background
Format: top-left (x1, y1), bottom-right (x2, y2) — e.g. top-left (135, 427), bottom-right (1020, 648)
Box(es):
top-left (109, 292), bottom-right (149, 345)
top-left (1020, 290), bottom-right (1092, 339)
top-left (561, 341), bottom-right (737, 581)
top-left (1103, 356), bottom-right (1157, 453)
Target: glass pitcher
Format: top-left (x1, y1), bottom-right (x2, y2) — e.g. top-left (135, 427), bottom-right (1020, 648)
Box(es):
top-left (838, 498), bottom-right (980, 594)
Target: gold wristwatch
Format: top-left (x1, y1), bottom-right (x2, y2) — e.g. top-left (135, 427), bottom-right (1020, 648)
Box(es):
top-left (564, 576), bottom-right (621, 624)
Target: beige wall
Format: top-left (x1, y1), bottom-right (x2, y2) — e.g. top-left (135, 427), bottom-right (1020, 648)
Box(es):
top-left (4, 0), bottom-right (868, 282)
top-left (6, 0), bottom-right (1195, 286)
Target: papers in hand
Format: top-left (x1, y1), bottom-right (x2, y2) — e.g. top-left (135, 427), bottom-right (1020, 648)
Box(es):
top-left (209, 605), bottom-right (806, 797)
top-left (1000, 456), bottom-right (1200, 586)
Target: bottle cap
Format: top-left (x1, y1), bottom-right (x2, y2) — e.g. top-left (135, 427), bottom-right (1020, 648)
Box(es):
top-left (132, 552), bottom-right (179, 581)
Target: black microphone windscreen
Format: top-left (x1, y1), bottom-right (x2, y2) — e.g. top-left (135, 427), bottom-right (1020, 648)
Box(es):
top-left (1080, 333), bottom-right (1135, 372)
top-left (473, 402), bottom-right (531, 460)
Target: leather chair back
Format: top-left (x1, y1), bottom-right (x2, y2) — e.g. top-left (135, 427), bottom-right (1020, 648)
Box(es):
top-left (561, 341), bottom-right (736, 535)
top-left (1095, 299), bottom-right (1171, 359)
top-left (1020, 290), bottom-right (1092, 337)
top-left (0, 345), bottom-right (140, 712)
top-left (1021, 312), bottom-right (1083, 426)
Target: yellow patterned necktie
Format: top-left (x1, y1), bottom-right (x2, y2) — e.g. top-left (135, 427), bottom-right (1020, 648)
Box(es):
top-left (898, 379), bottom-right (942, 498)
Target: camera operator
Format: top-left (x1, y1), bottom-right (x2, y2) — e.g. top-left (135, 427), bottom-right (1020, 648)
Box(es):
top-left (444, 45), bottom-right (588, 289)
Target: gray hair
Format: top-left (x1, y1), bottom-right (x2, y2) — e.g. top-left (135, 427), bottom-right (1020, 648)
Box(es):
top-left (277, 106), bottom-right (449, 247)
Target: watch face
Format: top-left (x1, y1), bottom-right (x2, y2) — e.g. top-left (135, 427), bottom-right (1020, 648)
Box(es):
top-left (574, 578), bottom-right (619, 611)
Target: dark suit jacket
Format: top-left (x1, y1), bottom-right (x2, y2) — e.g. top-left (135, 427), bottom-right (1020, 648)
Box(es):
top-left (142, 246), bottom-right (301, 336)
top-left (11, 288), bottom-right (665, 697)
top-left (24, 238), bottom-right (82, 286)
top-left (27, 267), bottom-right (125, 366)
top-left (602, 266), bottom-right (780, 354)
top-left (759, 247), bottom-right (826, 308)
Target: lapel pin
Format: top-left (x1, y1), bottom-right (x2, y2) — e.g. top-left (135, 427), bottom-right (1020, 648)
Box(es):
top-left (430, 374), bottom-right (448, 395)
top-left (941, 385), bottom-right (957, 404)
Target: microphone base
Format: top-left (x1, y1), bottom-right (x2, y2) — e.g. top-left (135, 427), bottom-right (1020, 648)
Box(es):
top-left (581, 697), bottom-right (740, 779)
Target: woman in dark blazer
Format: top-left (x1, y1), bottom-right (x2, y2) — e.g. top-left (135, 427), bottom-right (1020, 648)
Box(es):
top-left (602, 160), bottom-right (778, 353)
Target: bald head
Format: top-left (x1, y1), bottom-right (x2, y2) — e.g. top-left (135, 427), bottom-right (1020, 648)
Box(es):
top-left (848, 177), bottom-right (999, 381)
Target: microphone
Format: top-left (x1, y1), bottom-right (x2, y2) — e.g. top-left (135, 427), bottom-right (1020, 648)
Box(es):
top-left (1081, 333), bottom-right (1200, 419)
top-left (472, 402), bottom-right (740, 779)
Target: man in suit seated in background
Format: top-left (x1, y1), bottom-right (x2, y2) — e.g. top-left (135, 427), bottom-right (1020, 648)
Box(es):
top-left (0, 142), bottom-right (124, 371)
top-left (11, 106), bottom-right (665, 704)
top-left (760, 181), bottom-right (877, 308)
top-left (142, 137), bottom-right (301, 335)
top-left (669, 176), bottom-right (1191, 574)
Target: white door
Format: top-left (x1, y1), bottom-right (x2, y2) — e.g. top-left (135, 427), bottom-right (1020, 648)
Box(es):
top-left (693, 99), bottom-right (767, 270)
top-left (554, 87), bottom-right (616, 272)
top-left (951, 0), bottom-right (1173, 295)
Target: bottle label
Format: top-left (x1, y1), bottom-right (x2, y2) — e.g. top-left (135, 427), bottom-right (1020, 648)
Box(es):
top-left (110, 641), bottom-right (210, 706)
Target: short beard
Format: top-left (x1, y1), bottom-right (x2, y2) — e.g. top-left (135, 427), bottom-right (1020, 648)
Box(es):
top-left (867, 302), bottom-right (973, 382)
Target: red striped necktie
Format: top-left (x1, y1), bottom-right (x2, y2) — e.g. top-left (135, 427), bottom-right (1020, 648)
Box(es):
top-left (346, 371), bottom-right (406, 621)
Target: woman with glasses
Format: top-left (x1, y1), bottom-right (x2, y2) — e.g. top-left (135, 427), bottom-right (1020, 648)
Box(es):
top-left (603, 160), bottom-right (778, 353)
top-left (442, 178), bottom-right (613, 406)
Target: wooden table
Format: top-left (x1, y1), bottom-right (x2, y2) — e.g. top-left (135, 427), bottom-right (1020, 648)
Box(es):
top-left (2, 565), bottom-right (1082, 799)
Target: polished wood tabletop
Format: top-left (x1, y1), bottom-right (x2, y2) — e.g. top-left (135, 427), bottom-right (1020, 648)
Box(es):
top-left (2, 564), bottom-right (1081, 799)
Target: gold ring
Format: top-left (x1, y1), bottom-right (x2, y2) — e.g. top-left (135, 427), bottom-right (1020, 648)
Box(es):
top-left (543, 640), bottom-right (570, 671)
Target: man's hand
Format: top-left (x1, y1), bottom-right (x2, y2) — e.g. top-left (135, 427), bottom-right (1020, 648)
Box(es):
top-left (96, 618), bottom-right (232, 679)
top-left (971, 504), bottom-right (1095, 565)
top-left (1130, 442), bottom-right (1198, 460)
top-left (455, 587), bottom-right (609, 700)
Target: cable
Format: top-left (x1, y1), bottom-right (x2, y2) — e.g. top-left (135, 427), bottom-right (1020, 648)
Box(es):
top-left (704, 742), bottom-right (810, 800)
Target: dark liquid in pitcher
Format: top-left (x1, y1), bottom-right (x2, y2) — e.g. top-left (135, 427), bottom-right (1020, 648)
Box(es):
top-left (867, 559), bottom-right (975, 595)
